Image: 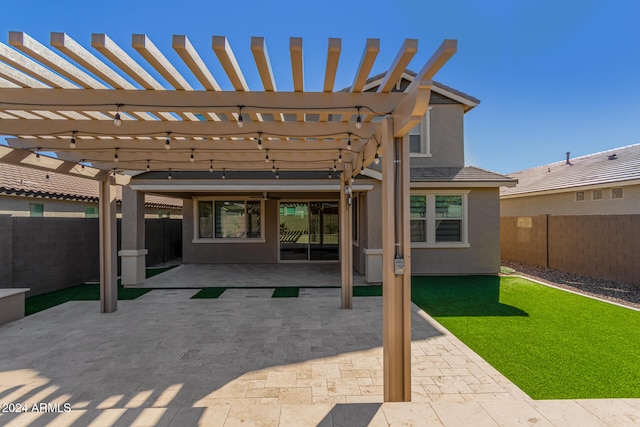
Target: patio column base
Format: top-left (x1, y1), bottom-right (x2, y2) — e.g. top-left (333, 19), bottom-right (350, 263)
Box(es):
top-left (119, 249), bottom-right (148, 285)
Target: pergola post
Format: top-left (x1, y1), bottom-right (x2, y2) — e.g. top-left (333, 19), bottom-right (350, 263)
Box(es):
top-left (340, 163), bottom-right (353, 309)
top-left (99, 175), bottom-right (118, 313)
top-left (381, 116), bottom-right (412, 402)
top-left (119, 186), bottom-right (148, 285)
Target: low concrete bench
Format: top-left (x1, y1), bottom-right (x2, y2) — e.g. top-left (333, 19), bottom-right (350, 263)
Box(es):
top-left (0, 288), bottom-right (30, 326)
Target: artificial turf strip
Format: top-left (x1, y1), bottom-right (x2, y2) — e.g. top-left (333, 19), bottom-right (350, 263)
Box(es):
top-left (272, 287), bottom-right (300, 298)
top-left (353, 285), bottom-right (382, 296)
top-left (411, 275), bottom-right (640, 400)
top-left (24, 265), bottom-right (178, 316)
top-left (190, 287), bottom-right (227, 299)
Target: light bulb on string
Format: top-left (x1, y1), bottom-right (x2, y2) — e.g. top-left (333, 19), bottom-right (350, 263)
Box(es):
top-left (168, 169), bottom-right (172, 180)
top-left (146, 160), bottom-right (150, 172)
top-left (257, 133), bottom-right (263, 150)
top-left (338, 150), bottom-right (343, 163)
top-left (114, 104), bottom-right (122, 127)
top-left (190, 149), bottom-right (195, 163)
top-left (347, 133), bottom-right (352, 151)
top-left (265, 150), bottom-right (270, 163)
top-left (113, 148), bottom-right (119, 163)
top-left (70, 131), bottom-right (76, 149)
top-left (374, 152), bottom-right (380, 165)
top-left (165, 133), bottom-right (171, 150)
top-left (209, 160), bottom-right (214, 173)
top-left (222, 169), bottom-right (226, 180)
top-left (237, 106), bottom-right (244, 128)
top-left (355, 106), bottom-right (362, 129)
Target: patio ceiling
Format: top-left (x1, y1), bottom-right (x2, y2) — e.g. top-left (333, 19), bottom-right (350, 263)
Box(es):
top-left (0, 32), bottom-right (456, 178)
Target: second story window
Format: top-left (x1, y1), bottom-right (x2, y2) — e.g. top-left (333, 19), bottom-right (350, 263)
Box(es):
top-left (409, 107), bottom-right (432, 157)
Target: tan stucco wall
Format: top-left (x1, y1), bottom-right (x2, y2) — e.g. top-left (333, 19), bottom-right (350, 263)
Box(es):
top-left (410, 104), bottom-right (465, 168)
top-left (411, 188), bottom-right (501, 275)
top-left (362, 186), bottom-right (501, 276)
top-left (182, 192), bottom-right (340, 264)
top-left (501, 184), bottom-right (640, 216)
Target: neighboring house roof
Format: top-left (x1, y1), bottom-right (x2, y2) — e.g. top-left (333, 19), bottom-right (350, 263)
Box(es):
top-left (0, 163), bottom-right (182, 209)
top-left (340, 69), bottom-right (480, 111)
top-left (501, 144), bottom-right (640, 198)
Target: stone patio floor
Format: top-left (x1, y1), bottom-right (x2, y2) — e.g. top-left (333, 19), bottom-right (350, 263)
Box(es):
top-left (1, 286), bottom-right (639, 426)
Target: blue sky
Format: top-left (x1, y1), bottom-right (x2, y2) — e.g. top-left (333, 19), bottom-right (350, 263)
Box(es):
top-left (1, 0), bottom-right (638, 173)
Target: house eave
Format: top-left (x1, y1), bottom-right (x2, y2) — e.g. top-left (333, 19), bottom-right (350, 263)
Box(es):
top-left (500, 178), bottom-right (640, 199)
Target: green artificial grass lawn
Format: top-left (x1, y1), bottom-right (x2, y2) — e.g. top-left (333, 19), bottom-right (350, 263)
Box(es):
top-left (191, 287), bottom-right (227, 299)
top-left (272, 287), bottom-right (300, 298)
top-left (25, 266), bottom-right (176, 316)
top-left (411, 275), bottom-right (640, 400)
top-left (353, 285), bottom-right (382, 297)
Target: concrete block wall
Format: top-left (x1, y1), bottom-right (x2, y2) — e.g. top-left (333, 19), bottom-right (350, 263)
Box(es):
top-left (501, 214), bottom-right (640, 286)
top-left (2, 217), bottom-right (182, 296)
top-left (500, 215), bottom-right (548, 267)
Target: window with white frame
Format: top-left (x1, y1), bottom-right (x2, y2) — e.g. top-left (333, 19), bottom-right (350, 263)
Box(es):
top-left (410, 191), bottom-right (469, 247)
top-left (409, 107), bottom-right (432, 156)
top-left (196, 199), bottom-right (263, 241)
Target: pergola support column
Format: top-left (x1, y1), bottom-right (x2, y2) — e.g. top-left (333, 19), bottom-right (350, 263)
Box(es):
top-left (99, 175), bottom-right (118, 313)
top-left (340, 163), bottom-right (353, 309)
top-left (381, 116), bottom-right (412, 402)
top-left (119, 186), bottom-right (147, 285)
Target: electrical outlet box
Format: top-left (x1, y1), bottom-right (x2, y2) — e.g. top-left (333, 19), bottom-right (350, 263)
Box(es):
top-left (394, 258), bottom-right (405, 275)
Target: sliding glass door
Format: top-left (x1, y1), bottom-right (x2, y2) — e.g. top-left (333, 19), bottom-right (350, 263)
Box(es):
top-left (280, 201), bottom-right (339, 261)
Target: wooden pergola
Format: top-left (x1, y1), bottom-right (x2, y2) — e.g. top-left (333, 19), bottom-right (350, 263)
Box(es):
top-left (0, 32), bottom-right (457, 401)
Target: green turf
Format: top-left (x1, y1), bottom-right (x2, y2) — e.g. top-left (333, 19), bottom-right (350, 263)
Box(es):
top-left (353, 285), bottom-right (382, 296)
top-left (411, 275), bottom-right (640, 399)
top-left (191, 287), bottom-right (227, 299)
top-left (272, 287), bottom-right (300, 298)
top-left (25, 265), bottom-right (177, 315)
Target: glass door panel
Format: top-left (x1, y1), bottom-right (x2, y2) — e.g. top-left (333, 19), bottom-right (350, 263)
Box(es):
top-left (309, 202), bottom-right (339, 260)
top-left (279, 202), bottom-right (309, 261)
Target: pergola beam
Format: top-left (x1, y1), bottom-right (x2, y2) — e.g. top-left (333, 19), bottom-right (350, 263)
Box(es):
top-left (0, 88), bottom-right (403, 115)
top-left (392, 79), bottom-right (432, 137)
top-left (0, 118), bottom-right (380, 137)
top-left (0, 61), bottom-right (50, 88)
top-left (0, 42), bottom-right (77, 89)
top-left (173, 35), bottom-right (221, 91)
top-left (351, 39), bottom-right (379, 92)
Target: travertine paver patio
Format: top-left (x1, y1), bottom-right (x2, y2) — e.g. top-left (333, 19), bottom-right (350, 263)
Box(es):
top-left (0, 287), bottom-right (639, 426)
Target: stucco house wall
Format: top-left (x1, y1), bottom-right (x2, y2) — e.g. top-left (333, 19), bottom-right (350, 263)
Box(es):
top-left (501, 184), bottom-right (640, 216)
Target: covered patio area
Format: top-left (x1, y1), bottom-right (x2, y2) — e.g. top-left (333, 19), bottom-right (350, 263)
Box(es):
top-left (137, 263), bottom-right (369, 289)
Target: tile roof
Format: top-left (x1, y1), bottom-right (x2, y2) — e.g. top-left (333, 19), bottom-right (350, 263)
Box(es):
top-left (0, 163), bottom-right (182, 208)
top-left (501, 144), bottom-right (640, 197)
top-left (410, 166), bottom-right (514, 182)
top-left (339, 69), bottom-right (480, 106)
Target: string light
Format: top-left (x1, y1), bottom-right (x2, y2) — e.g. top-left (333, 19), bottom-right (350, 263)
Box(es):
top-left (222, 169), bottom-right (226, 179)
top-left (360, 164), bottom-right (365, 174)
top-left (333, 161), bottom-right (337, 172)
top-left (257, 132), bottom-right (263, 150)
top-left (328, 168), bottom-right (332, 179)
top-left (146, 160), bottom-right (150, 172)
top-left (355, 106), bottom-right (362, 129)
top-left (165, 133), bottom-right (171, 150)
top-left (338, 149), bottom-right (343, 163)
top-left (168, 169), bottom-right (172, 180)
top-left (374, 152), bottom-right (380, 164)
top-left (79, 159), bottom-right (85, 169)
top-left (36, 148), bottom-right (41, 162)
top-left (236, 106), bottom-right (244, 128)
top-left (272, 161), bottom-right (276, 173)
top-left (209, 160), bottom-right (213, 173)
top-left (275, 169), bottom-right (279, 179)
top-left (265, 149), bottom-right (270, 163)
top-left (69, 131), bottom-right (76, 149)
top-left (347, 133), bottom-right (352, 151)
top-left (113, 148), bottom-right (119, 163)
top-left (113, 104), bottom-right (122, 127)
top-left (190, 149), bottom-right (195, 163)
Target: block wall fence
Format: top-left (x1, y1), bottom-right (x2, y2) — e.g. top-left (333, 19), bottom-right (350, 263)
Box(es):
top-left (501, 214), bottom-right (640, 286)
top-left (0, 216), bottom-right (182, 296)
